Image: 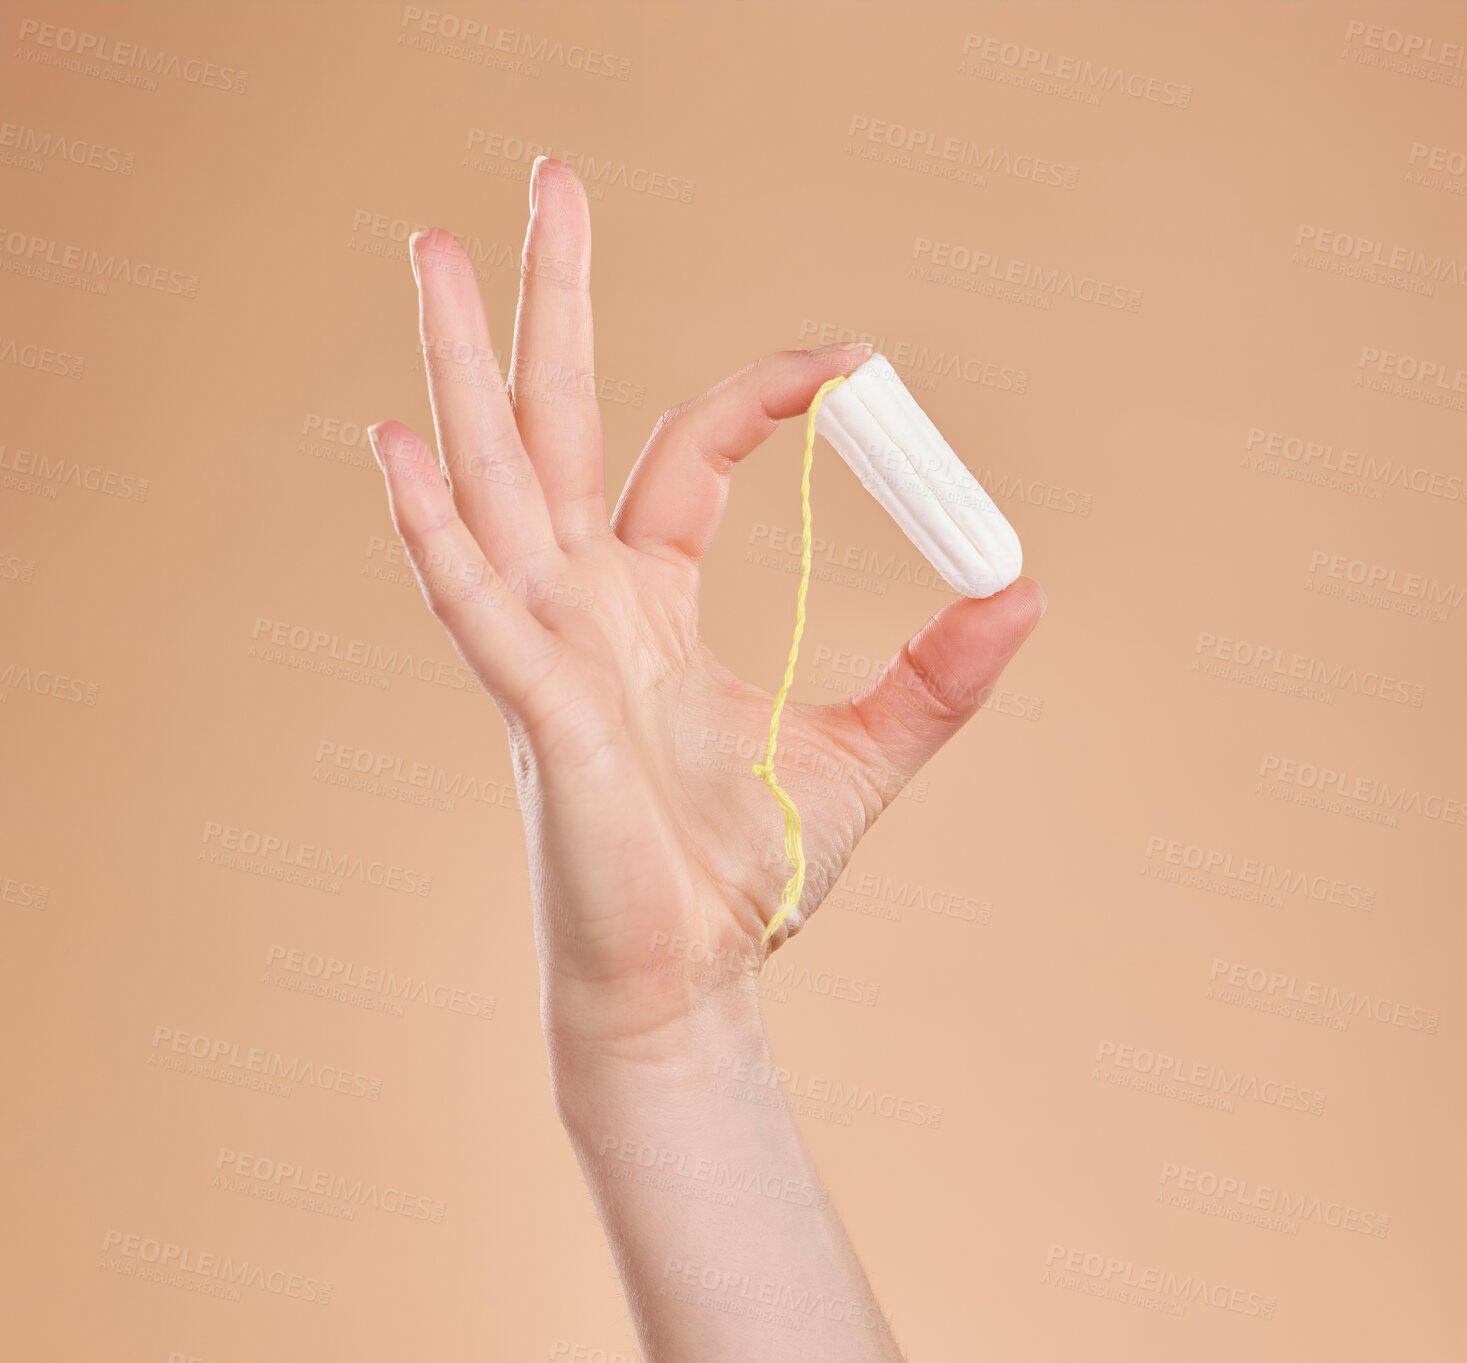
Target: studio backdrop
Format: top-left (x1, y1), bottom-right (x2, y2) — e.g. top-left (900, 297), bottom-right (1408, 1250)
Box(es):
top-left (2, 3), bottom-right (1462, 1361)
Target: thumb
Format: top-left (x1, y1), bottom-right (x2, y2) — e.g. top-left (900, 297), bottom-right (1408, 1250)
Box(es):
top-left (814, 577), bottom-right (1046, 801)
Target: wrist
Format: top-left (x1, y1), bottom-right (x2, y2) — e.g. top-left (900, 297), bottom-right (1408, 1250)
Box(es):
top-left (545, 980), bottom-right (769, 1140)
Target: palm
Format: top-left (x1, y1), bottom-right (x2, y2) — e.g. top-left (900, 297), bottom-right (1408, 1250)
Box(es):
top-left (513, 534), bottom-right (877, 991)
top-left (371, 161), bottom-right (1042, 1045)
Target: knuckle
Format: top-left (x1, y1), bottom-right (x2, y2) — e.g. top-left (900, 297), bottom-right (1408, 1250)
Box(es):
top-left (892, 645), bottom-right (967, 723)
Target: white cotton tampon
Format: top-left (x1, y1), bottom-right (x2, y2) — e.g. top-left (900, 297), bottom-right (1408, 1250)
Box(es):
top-left (815, 353), bottom-right (1022, 598)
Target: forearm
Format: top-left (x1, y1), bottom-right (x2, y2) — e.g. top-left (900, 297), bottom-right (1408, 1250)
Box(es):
top-left (550, 989), bottom-right (905, 1363)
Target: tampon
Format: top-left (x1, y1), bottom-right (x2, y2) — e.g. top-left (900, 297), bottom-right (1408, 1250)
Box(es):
top-left (814, 354), bottom-right (1022, 597)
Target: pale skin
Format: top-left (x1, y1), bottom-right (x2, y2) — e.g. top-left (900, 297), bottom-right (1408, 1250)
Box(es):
top-left (369, 156), bottom-right (1045, 1362)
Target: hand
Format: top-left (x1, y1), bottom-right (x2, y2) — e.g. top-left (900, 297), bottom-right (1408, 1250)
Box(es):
top-left (369, 158), bottom-right (1045, 1068)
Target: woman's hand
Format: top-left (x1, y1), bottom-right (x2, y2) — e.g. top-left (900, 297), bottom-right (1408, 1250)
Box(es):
top-left (369, 158), bottom-right (1045, 1070)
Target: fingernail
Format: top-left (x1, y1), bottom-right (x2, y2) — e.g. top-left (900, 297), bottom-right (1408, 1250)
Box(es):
top-left (368, 423), bottom-right (386, 470)
top-left (408, 230), bottom-right (424, 285)
top-left (530, 155), bottom-right (547, 212)
top-left (811, 341), bottom-right (874, 355)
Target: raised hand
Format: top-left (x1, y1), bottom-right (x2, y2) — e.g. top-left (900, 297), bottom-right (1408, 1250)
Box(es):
top-left (369, 158), bottom-right (1045, 1064)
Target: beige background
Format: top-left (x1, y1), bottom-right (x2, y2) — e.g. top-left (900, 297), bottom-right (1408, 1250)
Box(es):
top-left (2, 2), bottom-right (1463, 1359)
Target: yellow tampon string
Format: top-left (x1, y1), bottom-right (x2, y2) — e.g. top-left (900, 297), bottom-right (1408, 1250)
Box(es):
top-left (752, 373), bottom-right (847, 945)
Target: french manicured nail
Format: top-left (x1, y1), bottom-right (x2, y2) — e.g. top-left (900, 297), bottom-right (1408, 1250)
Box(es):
top-left (530, 154), bottom-right (547, 212)
top-left (368, 423), bottom-right (386, 470)
top-left (407, 230), bottom-right (424, 285)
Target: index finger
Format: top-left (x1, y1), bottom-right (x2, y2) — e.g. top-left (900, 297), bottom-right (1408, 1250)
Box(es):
top-left (611, 344), bottom-right (874, 565)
